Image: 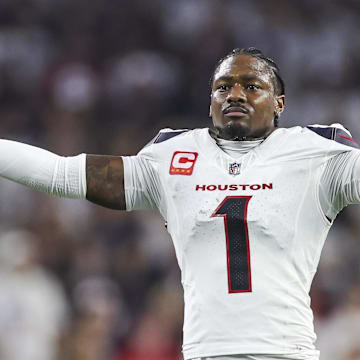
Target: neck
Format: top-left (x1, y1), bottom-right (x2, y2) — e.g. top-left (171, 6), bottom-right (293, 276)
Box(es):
top-left (215, 136), bottom-right (264, 158)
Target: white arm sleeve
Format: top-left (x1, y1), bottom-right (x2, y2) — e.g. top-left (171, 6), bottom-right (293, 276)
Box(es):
top-left (0, 139), bottom-right (87, 199)
top-left (319, 150), bottom-right (360, 220)
top-left (122, 154), bottom-right (162, 211)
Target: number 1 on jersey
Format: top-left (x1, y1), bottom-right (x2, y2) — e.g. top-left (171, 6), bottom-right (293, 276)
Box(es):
top-left (211, 196), bottom-right (252, 293)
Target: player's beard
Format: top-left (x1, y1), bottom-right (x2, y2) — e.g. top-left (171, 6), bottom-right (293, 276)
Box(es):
top-left (214, 121), bottom-right (251, 141)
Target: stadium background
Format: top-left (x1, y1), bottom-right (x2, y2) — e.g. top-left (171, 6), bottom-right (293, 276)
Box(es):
top-left (1, 1), bottom-right (360, 359)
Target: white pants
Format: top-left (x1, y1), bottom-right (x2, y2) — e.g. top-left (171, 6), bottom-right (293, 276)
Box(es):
top-left (190, 355), bottom-right (319, 360)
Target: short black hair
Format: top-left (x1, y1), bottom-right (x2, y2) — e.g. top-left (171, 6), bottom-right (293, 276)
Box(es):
top-left (210, 47), bottom-right (285, 96)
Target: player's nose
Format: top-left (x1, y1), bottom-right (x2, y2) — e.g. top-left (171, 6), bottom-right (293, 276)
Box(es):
top-left (227, 84), bottom-right (246, 103)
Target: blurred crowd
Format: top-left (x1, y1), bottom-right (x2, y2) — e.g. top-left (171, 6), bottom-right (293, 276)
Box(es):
top-left (1, 0), bottom-right (360, 359)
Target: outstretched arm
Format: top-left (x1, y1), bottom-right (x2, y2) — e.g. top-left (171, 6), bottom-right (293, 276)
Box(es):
top-left (0, 140), bottom-right (127, 210)
top-left (86, 155), bottom-right (126, 210)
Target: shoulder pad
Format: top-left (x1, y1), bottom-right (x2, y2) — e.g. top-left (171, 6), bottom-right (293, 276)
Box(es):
top-left (145, 129), bottom-right (189, 147)
top-left (307, 124), bottom-right (358, 148)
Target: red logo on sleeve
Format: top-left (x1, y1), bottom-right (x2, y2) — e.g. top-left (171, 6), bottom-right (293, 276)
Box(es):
top-left (170, 151), bottom-right (198, 175)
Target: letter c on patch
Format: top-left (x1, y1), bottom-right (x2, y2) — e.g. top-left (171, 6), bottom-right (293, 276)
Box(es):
top-left (170, 151), bottom-right (198, 175)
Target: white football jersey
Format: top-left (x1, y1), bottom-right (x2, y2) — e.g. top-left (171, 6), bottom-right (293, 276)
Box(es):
top-left (122, 126), bottom-right (360, 360)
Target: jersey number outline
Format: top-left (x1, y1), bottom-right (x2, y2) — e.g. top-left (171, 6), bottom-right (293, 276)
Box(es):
top-left (211, 196), bottom-right (252, 293)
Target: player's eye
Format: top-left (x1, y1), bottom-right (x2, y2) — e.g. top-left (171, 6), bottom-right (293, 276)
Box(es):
top-left (246, 84), bottom-right (260, 91)
top-left (217, 84), bottom-right (230, 91)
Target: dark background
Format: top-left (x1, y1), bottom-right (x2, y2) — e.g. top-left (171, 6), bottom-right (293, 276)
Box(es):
top-left (1, 1), bottom-right (360, 359)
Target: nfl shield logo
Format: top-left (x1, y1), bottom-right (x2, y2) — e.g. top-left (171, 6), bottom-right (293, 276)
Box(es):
top-left (229, 162), bottom-right (241, 175)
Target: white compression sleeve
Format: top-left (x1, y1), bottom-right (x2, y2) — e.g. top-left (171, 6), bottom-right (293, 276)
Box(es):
top-left (0, 139), bottom-right (87, 199)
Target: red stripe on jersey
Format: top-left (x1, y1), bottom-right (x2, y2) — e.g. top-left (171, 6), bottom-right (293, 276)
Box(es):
top-left (337, 134), bottom-right (357, 144)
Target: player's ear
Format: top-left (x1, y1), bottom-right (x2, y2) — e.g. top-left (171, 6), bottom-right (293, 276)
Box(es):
top-left (209, 104), bottom-right (212, 117)
top-left (275, 95), bottom-right (285, 117)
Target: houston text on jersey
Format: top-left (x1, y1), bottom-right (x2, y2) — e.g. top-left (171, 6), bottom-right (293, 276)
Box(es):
top-left (195, 183), bottom-right (273, 191)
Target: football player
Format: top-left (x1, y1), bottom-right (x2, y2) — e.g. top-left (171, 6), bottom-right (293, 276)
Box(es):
top-left (1, 47), bottom-right (359, 360)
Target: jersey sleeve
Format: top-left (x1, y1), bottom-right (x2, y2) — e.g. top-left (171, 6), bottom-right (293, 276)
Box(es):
top-left (319, 149), bottom-right (360, 219)
top-left (122, 145), bottom-right (163, 212)
top-left (121, 128), bottom-right (189, 213)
